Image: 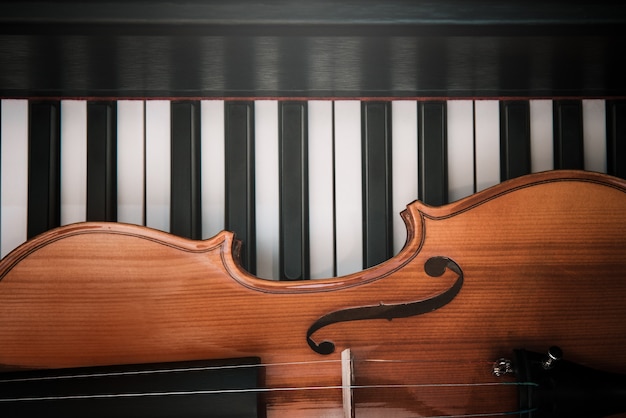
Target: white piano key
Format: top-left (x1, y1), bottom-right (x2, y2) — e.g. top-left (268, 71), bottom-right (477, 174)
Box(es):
top-left (391, 100), bottom-right (418, 255)
top-left (309, 100), bottom-right (335, 278)
top-left (117, 100), bottom-right (145, 225)
top-left (201, 100), bottom-right (225, 239)
top-left (1, 99), bottom-right (28, 258)
top-left (447, 100), bottom-right (475, 202)
top-left (60, 100), bottom-right (87, 225)
top-left (582, 99), bottom-right (607, 173)
top-left (254, 100), bottom-right (280, 280)
top-left (334, 101), bottom-right (363, 276)
top-left (474, 100), bottom-right (500, 191)
top-left (145, 100), bottom-right (171, 232)
top-left (529, 99), bottom-right (554, 173)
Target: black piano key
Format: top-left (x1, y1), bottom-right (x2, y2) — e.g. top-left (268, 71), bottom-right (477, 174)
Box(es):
top-left (418, 102), bottom-right (448, 206)
top-left (553, 100), bottom-right (584, 169)
top-left (86, 101), bottom-right (117, 222)
top-left (279, 102), bottom-right (309, 280)
top-left (225, 102), bottom-right (256, 274)
top-left (361, 102), bottom-right (393, 268)
top-left (607, 100), bottom-right (626, 180)
top-left (27, 101), bottom-right (60, 239)
top-left (171, 101), bottom-right (202, 239)
top-left (500, 101), bottom-right (531, 180)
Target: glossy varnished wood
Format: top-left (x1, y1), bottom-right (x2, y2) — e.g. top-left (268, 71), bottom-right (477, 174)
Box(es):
top-left (0, 170), bottom-right (625, 416)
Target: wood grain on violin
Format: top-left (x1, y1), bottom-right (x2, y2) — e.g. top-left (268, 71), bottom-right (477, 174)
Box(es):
top-left (0, 170), bottom-right (625, 417)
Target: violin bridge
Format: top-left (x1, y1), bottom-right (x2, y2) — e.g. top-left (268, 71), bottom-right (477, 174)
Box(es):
top-left (341, 348), bottom-right (355, 418)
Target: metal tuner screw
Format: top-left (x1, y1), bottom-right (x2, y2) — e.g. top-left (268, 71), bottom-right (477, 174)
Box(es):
top-left (492, 358), bottom-right (514, 377)
top-left (542, 346), bottom-right (563, 370)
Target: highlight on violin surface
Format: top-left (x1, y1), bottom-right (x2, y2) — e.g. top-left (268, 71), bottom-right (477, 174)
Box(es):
top-left (0, 170), bottom-right (625, 417)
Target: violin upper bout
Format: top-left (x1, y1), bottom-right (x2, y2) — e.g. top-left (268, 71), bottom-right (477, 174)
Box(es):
top-left (0, 222), bottom-right (239, 281)
top-left (402, 170), bottom-right (626, 226)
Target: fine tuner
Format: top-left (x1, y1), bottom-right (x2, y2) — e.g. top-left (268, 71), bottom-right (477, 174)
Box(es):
top-left (493, 346), bottom-right (563, 377)
top-left (492, 346), bottom-right (626, 417)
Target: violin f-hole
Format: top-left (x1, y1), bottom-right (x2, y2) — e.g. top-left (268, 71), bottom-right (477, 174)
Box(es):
top-left (306, 256), bottom-right (464, 355)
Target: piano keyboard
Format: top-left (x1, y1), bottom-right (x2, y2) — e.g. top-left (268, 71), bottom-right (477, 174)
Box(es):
top-left (1, 99), bottom-right (624, 280)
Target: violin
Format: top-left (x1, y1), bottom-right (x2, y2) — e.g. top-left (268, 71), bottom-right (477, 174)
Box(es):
top-left (0, 170), bottom-right (625, 417)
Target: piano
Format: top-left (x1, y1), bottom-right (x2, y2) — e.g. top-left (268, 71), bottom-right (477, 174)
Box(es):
top-left (1, 0), bottom-right (625, 281)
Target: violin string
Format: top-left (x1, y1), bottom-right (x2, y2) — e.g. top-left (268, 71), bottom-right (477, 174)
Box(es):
top-left (0, 358), bottom-right (493, 383)
top-left (0, 366), bottom-right (538, 418)
top-left (426, 410), bottom-right (537, 418)
top-left (0, 382), bottom-right (538, 418)
top-left (363, 358), bottom-right (493, 364)
top-left (0, 359), bottom-right (339, 383)
top-left (0, 381), bottom-right (538, 403)
top-left (1, 357), bottom-right (534, 416)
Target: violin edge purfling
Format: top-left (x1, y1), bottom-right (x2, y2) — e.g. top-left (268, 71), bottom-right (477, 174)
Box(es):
top-left (1, 169), bottom-right (623, 288)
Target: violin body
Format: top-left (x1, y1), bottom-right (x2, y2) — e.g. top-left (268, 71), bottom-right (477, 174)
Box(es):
top-left (0, 170), bottom-right (625, 417)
